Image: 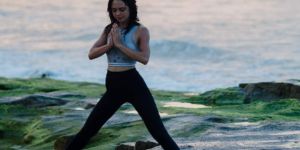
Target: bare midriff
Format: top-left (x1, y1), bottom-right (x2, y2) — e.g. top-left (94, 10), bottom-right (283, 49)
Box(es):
top-left (107, 66), bottom-right (135, 72)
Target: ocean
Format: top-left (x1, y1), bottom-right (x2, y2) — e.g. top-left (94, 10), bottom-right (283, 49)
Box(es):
top-left (1, 0), bottom-right (299, 92)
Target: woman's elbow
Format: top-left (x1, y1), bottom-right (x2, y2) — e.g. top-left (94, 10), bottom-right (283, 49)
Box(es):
top-left (141, 58), bottom-right (149, 65)
top-left (88, 53), bottom-right (95, 60)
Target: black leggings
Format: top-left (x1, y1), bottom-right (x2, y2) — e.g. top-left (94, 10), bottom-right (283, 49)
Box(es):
top-left (65, 68), bottom-right (179, 150)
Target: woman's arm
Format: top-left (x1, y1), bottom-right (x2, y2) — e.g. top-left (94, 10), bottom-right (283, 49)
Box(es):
top-left (88, 29), bottom-right (113, 60)
top-left (112, 24), bottom-right (150, 65)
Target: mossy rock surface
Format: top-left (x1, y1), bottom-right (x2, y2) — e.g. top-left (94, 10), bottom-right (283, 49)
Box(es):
top-left (0, 77), bottom-right (300, 149)
top-left (181, 87), bottom-right (245, 106)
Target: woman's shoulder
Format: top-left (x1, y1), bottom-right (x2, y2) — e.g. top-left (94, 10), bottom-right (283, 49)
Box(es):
top-left (137, 24), bottom-right (148, 30)
top-left (137, 24), bottom-right (149, 36)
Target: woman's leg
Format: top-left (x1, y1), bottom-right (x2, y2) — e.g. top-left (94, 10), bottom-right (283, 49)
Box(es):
top-left (131, 87), bottom-right (180, 150)
top-left (65, 91), bottom-right (123, 150)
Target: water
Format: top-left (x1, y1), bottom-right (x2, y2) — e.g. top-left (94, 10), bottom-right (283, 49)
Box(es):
top-left (1, 0), bottom-right (300, 92)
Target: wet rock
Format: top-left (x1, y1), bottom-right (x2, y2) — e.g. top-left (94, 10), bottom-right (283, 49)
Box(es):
top-left (116, 141), bottom-right (159, 150)
top-left (115, 142), bottom-right (135, 150)
top-left (239, 82), bottom-right (300, 103)
top-left (49, 92), bottom-right (86, 99)
top-left (251, 122), bottom-right (300, 132)
top-left (77, 98), bottom-right (98, 109)
top-left (54, 135), bottom-right (75, 150)
top-left (204, 116), bottom-right (229, 123)
top-left (149, 144), bottom-right (193, 150)
top-left (84, 103), bottom-right (95, 109)
top-left (135, 140), bottom-right (159, 150)
top-left (0, 95), bottom-right (68, 107)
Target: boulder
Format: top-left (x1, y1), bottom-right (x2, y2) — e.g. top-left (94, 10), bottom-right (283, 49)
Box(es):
top-left (239, 82), bottom-right (300, 103)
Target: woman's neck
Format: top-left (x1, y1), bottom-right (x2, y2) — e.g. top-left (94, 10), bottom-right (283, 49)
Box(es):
top-left (118, 21), bottom-right (129, 29)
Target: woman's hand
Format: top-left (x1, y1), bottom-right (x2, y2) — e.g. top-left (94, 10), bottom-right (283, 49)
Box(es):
top-left (111, 23), bottom-right (123, 48)
top-left (106, 31), bottom-right (113, 49)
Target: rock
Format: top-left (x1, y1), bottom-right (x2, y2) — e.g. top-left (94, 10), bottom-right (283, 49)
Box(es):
top-left (135, 141), bottom-right (159, 150)
top-left (239, 82), bottom-right (300, 103)
top-left (204, 116), bottom-right (229, 123)
top-left (38, 71), bottom-right (56, 78)
top-left (116, 141), bottom-right (159, 150)
top-left (54, 135), bottom-right (75, 150)
top-left (47, 92), bottom-right (86, 99)
top-left (84, 103), bottom-right (96, 109)
top-left (115, 142), bottom-right (135, 150)
top-left (0, 95), bottom-right (68, 107)
top-left (23, 134), bottom-right (34, 144)
top-left (78, 98), bottom-right (98, 109)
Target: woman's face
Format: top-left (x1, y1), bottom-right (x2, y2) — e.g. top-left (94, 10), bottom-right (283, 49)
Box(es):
top-left (111, 0), bottom-right (130, 24)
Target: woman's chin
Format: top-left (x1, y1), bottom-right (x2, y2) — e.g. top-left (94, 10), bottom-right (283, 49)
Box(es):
top-left (117, 19), bottom-right (129, 24)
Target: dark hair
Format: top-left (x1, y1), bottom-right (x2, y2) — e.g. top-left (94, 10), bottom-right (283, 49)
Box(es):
top-left (105, 0), bottom-right (140, 35)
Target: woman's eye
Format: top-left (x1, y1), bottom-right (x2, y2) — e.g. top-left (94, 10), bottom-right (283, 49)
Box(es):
top-left (120, 8), bottom-right (126, 12)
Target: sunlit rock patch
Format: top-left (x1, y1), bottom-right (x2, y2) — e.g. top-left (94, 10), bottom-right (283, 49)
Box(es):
top-left (163, 101), bottom-right (211, 109)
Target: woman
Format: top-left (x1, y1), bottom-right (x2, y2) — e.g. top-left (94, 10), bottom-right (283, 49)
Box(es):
top-left (65, 0), bottom-right (180, 149)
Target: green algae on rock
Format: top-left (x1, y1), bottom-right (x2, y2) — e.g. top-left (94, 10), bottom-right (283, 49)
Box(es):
top-left (0, 77), bottom-right (300, 150)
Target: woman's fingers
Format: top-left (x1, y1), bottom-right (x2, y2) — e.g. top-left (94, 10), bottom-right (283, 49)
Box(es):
top-left (110, 24), bottom-right (122, 46)
top-left (113, 23), bottom-right (118, 28)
